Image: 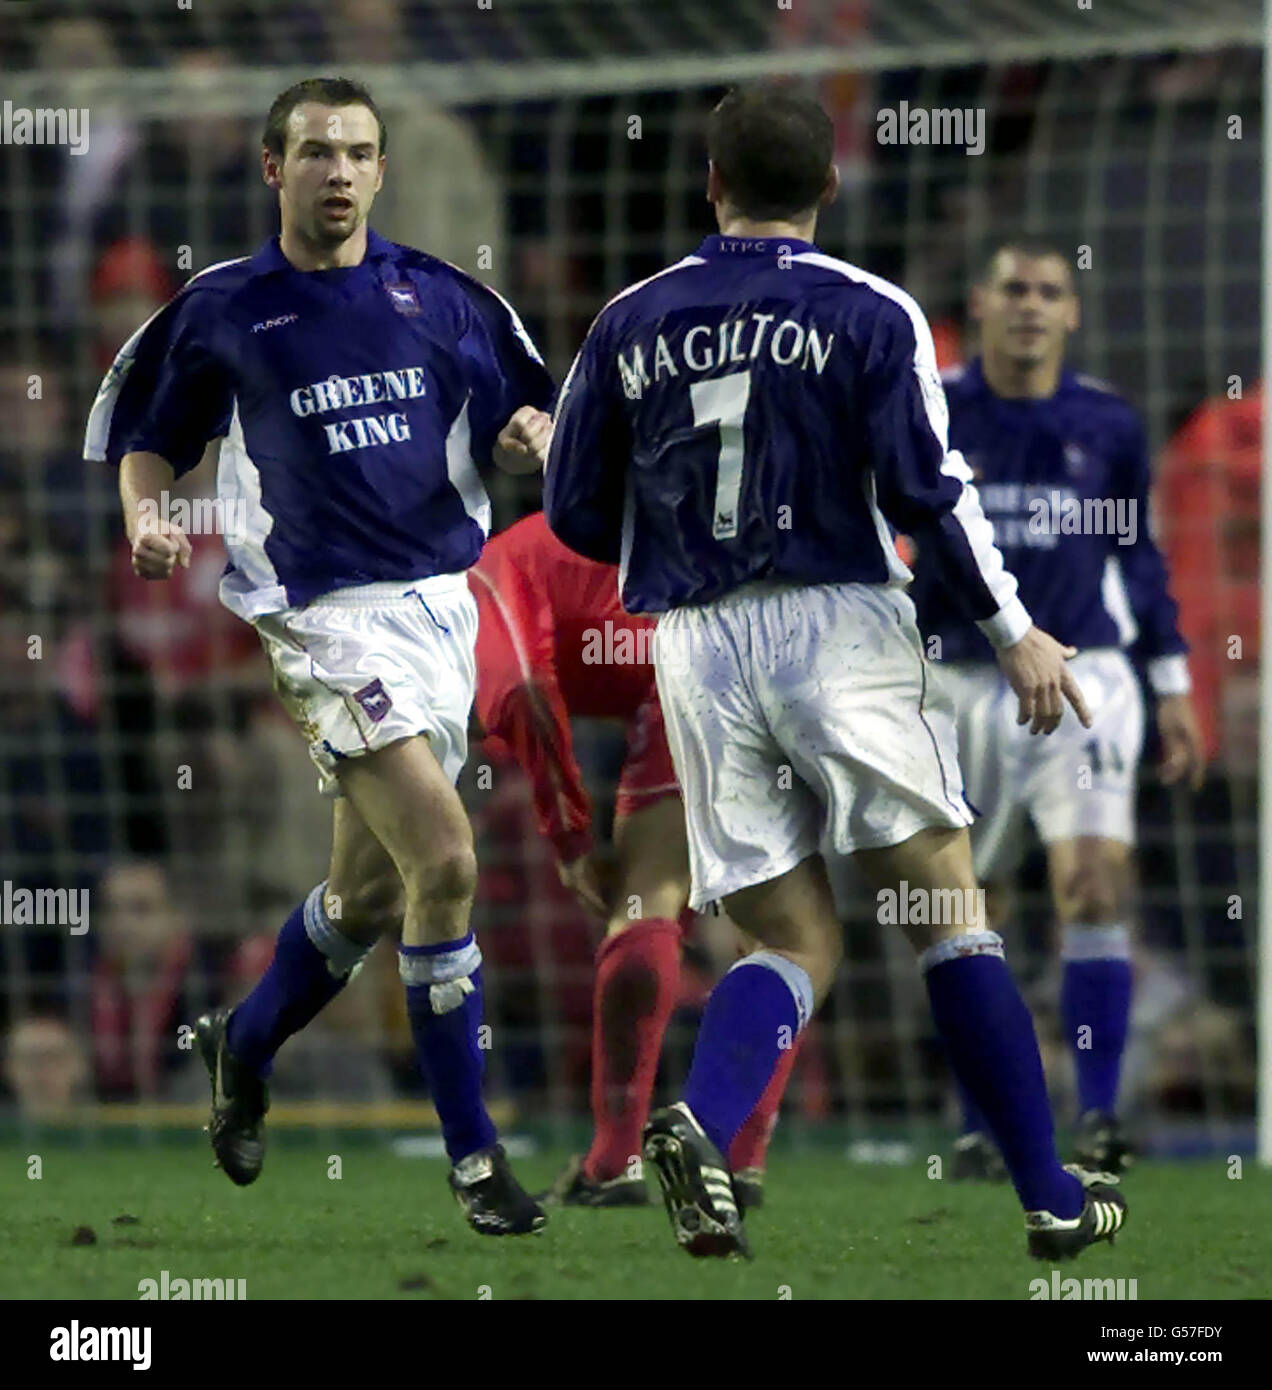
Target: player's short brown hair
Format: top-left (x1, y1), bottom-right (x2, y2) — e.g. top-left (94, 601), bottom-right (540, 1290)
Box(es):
top-left (707, 84), bottom-right (835, 221)
top-left (979, 239), bottom-right (1073, 285)
top-left (263, 77), bottom-right (387, 159)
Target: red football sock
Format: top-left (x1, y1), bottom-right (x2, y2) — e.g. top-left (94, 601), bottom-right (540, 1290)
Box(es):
top-left (583, 917), bottom-right (682, 1182)
top-left (728, 1035), bottom-right (800, 1172)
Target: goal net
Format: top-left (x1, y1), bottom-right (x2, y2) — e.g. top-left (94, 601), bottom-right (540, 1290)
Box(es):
top-left (0, 0), bottom-right (1260, 1159)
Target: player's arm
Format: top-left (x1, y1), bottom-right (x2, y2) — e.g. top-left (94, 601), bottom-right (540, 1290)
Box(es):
top-left (1113, 413), bottom-right (1205, 788)
top-left (85, 285), bottom-right (232, 581)
top-left (120, 451), bottom-right (190, 578)
top-left (543, 317), bottom-right (629, 564)
top-left (458, 280), bottom-right (555, 474)
top-left (470, 567), bottom-right (597, 876)
top-left (864, 297), bottom-right (1089, 734)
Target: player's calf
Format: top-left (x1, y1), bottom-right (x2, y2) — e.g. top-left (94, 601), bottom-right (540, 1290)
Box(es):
top-left (859, 828), bottom-right (1101, 1237)
top-left (1050, 839), bottom-right (1135, 1146)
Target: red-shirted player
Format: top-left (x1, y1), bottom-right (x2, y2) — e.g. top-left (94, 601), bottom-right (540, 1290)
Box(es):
top-left (1157, 382), bottom-right (1261, 769)
top-left (469, 510), bottom-right (797, 1208)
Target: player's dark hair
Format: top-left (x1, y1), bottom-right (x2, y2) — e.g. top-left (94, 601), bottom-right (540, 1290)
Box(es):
top-left (263, 77), bottom-right (387, 159)
top-left (706, 84), bottom-right (835, 221)
top-left (979, 238), bottom-right (1073, 284)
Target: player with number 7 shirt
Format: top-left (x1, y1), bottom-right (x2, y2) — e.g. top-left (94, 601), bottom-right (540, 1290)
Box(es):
top-left (544, 83), bottom-right (1125, 1261)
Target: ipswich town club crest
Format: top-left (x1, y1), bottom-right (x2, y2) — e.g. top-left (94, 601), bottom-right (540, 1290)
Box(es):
top-left (354, 678), bottom-right (393, 723)
top-left (384, 281), bottom-right (422, 316)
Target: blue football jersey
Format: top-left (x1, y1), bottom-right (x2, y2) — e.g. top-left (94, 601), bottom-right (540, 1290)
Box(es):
top-left (544, 235), bottom-right (1030, 649)
top-left (910, 358), bottom-right (1189, 691)
top-left (85, 229), bottom-right (553, 617)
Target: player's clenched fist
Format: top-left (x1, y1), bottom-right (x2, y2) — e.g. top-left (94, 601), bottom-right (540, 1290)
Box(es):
top-left (131, 519), bottom-right (192, 579)
top-left (995, 624), bottom-right (1092, 735)
top-left (494, 405), bottom-right (553, 473)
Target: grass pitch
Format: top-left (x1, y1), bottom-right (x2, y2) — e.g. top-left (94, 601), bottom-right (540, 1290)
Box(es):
top-left (2, 1139), bottom-right (1267, 1301)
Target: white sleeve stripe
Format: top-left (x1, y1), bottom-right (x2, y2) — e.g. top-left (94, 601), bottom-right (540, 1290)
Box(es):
top-left (83, 301), bottom-right (168, 462)
top-left (792, 251), bottom-right (1028, 635)
top-left (1101, 556), bottom-right (1139, 646)
top-left (82, 255), bottom-right (249, 463)
top-left (424, 253), bottom-right (549, 367)
top-left (480, 279), bottom-right (547, 367)
top-left (552, 345), bottom-right (586, 424)
top-left (597, 255), bottom-right (705, 314)
top-left (553, 254), bottom-right (706, 424)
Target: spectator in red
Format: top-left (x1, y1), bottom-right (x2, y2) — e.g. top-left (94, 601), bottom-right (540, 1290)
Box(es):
top-left (91, 236), bottom-right (173, 370)
top-left (90, 858), bottom-right (203, 1100)
top-left (1156, 383), bottom-right (1261, 768)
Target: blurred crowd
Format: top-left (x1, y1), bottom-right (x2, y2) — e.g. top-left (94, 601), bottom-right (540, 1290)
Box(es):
top-left (0, 3), bottom-right (1258, 1137)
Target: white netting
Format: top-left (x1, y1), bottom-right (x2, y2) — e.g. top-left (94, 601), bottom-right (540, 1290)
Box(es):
top-left (0, 0), bottom-right (1259, 1154)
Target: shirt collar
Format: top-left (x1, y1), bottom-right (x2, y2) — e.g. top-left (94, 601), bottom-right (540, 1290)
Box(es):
top-left (968, 355), bottom-right (1077, 403)
top-left (247, 226), bottom-right (396, 277)
top-left (696, 234), bottom-right (819, 259)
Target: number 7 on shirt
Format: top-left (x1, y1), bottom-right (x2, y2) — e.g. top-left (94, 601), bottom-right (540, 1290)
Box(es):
top-left (691, 369), bottom-right (752, 541)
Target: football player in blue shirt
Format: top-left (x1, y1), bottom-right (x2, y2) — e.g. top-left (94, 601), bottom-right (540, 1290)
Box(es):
top-left (545, 84), bottom-right (1126, 1261)
top-left (911, 242), bottom-right (1205, 1178)
top-left (85, 78), bottom-right (554, 1236)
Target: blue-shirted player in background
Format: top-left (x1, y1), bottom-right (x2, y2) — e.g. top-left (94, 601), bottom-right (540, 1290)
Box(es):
top-left (545, 85), bottom-right (1127, 1261)
top-left (911, 242), bottom-right (1205, 1179)
top-left (85, 78), bottom-right (554, 1236)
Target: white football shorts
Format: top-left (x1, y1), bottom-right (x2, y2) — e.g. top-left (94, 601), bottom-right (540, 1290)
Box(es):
top-left (936, 646), bottom-right (1145, 882)
top-left (653, 580), bottom-right (973, 910)
top-left (254, 574), bottom-right (477, 797)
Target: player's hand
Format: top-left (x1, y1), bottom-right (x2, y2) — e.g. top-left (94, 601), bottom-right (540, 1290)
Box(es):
top-left (130, 517), bottom-right (192, 580)
top-left (994, 625), bottom-right (1091, 735)
top-left (558, 852), bottom-right (609, 920)
top-left (494, 405), bottom-right (552, 474)
top-left (1156, 692), bottom-right (1206, 790)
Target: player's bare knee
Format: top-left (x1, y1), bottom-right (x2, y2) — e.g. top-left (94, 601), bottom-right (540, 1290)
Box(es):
top-left (757, 917), bottom-right (840, 1000)
top-left (1056, 855), bottom-right (1126, 924)
top-left (328, 873), bottom-right (404, 944)
top-left (401, 844), bottom-right (478, 911)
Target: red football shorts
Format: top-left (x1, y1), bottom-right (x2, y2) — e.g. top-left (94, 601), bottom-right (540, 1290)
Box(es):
top-left (614, 687), bottom-right (680, 819)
